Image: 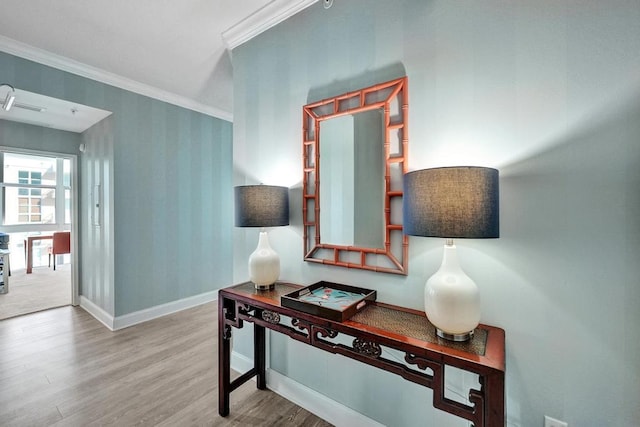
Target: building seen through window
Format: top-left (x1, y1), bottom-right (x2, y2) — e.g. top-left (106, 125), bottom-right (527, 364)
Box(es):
top-left (0, 151), bottom-right (72, 269)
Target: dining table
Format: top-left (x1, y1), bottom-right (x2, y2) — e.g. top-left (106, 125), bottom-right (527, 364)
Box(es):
top-left (23, 235), bottom-right (53, 274)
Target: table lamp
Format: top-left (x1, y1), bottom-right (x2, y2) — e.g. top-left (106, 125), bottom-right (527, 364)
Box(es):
top-left (235, 184), bottom-right (290, 290)
top-left (403, 166), bottom-right (499, 341)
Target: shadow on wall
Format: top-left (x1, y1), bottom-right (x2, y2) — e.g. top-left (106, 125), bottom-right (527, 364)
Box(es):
top-left (200, 48), bottom-right (234, 115)
top-left (306, 62), bottom-right (407, 104)
top-left (495, 91), bottom-right (640, 426)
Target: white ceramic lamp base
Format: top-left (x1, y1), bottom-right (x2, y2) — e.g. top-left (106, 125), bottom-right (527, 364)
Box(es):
top-left (249, 231), bottom-right (280, 290)
top-left (424, 242), bottom-right (480, 341)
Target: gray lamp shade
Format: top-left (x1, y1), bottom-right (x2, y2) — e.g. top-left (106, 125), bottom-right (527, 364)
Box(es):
top-left (403, 167), bottom-right (499, 238)
top-left (235, 185), bottom-right (290, 227)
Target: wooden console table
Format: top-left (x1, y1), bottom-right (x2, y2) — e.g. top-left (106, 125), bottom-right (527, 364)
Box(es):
top-left (218, 282), bottom-right (505, 427)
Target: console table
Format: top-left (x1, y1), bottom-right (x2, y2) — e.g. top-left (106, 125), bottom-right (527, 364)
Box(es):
top-left (218, 282), bottom-right (505, 427)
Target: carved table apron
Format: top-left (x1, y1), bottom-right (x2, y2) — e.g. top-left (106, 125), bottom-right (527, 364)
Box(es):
top-left (218, 282), bottom-right (505, 427)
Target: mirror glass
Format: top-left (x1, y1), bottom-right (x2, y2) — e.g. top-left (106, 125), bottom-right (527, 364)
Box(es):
top-left (319, 110), bottom-right (384, 248)
top-left (303, 76), bottom-right (409, 275)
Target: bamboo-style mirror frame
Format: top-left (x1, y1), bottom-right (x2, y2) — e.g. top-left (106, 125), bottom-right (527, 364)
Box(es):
top-left (302, 76), bottom-right (409, 275)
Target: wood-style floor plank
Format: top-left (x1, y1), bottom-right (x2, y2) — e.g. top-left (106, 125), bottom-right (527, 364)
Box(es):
top-left (0, 302), bottom-right (333, 427)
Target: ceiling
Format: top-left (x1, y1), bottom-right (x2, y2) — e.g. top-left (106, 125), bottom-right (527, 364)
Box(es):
top-left (0, 0), bottom-right (319, 124)
top-left (1, 86), bottom-right (112, 133)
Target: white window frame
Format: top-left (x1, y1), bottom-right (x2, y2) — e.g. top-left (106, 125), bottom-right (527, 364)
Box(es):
top-left (0, 153), bottom-right (71, 231)
top-left (0, 146), bottom-right (79, 306)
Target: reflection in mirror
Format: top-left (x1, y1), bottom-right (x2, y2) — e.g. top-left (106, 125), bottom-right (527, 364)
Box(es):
top-left (320, 110), bottom-right (384, 248)
top-left (303, 76), bottom-right (409, 275)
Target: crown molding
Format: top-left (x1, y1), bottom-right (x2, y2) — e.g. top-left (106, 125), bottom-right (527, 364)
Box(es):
top-left (222, 0), bottom-right (318, 50)
top-left (0, 35), bottom-right (233, 122)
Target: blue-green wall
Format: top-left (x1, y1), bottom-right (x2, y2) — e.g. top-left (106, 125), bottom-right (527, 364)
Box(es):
top-left (81, 116), bottom-right (114, 314)
top-left (0, 119), bottom-right (81, 154)
top-left (0, 51), bottom-right (233, 317)
top-left (111, 89), bottom-right (233, 316)
top-left (232, 1), bottom-right (640, 426)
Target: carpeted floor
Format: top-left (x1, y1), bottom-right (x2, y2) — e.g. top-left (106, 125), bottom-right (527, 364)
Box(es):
top-left (0, 263), bottom-right (71, 320)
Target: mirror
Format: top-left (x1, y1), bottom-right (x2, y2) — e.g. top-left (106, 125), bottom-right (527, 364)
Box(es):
top-left (319, 109), bottom-right (384, 248)
top-left (303, 77), bottom-right (409, 275)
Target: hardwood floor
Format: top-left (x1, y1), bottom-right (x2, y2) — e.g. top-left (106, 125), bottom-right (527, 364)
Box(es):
top-left (0, 302), bottom-right (333, 426)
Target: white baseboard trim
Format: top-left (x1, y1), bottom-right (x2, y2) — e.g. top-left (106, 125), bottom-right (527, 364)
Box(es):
top-left (231, 350), bottom-right (255, 374)
top-left (112, 289), bottom-right (219, 330)
top-left (267, 369), bottom-right (385, 427)
top-left (80, 290), bottom-right (219, 331)
top-left (230, 351), bottom-right (383, 427)
top-left (79, 296), bottom-right (115, 331)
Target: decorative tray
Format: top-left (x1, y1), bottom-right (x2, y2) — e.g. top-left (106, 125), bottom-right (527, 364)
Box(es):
top-left (281, 281), bottom-right (376, 322)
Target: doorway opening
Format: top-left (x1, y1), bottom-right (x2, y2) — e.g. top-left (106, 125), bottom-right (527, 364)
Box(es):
top-left (0, 149), bottom-right (78, 320)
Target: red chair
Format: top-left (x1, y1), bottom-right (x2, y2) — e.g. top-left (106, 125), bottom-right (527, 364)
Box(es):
top-left (48, 231), bottom-right (71, 270)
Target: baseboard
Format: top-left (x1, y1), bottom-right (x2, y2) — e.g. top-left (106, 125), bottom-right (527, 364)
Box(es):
top-left (80, 289), bottom-right (219, 331)
top-left (231, 350), bottom-right (255, 374)
top-left (231, 351), bottom-right (384, 427)
top-left (79, 296), bottom-right (115, 330)
top-left (112, 289), bottom-right (219, 330)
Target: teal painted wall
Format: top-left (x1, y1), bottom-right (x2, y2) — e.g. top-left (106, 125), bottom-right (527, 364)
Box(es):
top-left (81, 116), bottom-right (114, 314)
top-left (110, 90), bottom-right (233, 316)
top-left (232, 1), bottom-right (640, 426)
top-left (0, 51), bottom-right (234, 317)
top-left (0, 119), bottom-right (81, 154)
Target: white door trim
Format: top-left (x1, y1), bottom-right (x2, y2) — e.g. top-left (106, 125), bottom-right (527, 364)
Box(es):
top-left (0, 145), bottom-right (80, 306)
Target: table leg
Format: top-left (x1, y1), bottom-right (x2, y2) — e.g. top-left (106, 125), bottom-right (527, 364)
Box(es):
top-left (26, 238), bottom-right (33, 274)
top-left (254, 323), bottom-right (266, 390)
top-left (483, 372), bottom-right (505, 427)
top-left (218, 297), bottom-right (231, 417)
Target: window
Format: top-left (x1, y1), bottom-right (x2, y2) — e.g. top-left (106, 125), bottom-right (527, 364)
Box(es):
top-left (16, 170), bottom-right (44, 223)
top-left (0, 151), bottom-right (75, 271)
top-left (0, 152), bottom-right (70, 226)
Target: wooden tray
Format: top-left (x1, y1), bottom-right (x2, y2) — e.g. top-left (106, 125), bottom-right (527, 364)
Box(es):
top-left (281, 281), bottom-right (376, 322)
